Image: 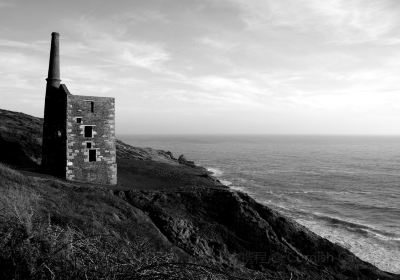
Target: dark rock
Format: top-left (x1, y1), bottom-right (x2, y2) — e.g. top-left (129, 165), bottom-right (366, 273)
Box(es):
top-left (123, 189), bottom-right (398, 279)
top-left (178, 154), bottom-right (196, 167)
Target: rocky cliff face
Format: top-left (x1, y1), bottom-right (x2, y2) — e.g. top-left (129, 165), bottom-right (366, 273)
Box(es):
top-left (0, 108), bottom-right (398, 280)
top-left (117, 189), bottom-right (397, 279)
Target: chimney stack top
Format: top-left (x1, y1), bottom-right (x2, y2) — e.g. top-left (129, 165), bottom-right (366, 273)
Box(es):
top-left (46, 32), bottom-right (61, 87)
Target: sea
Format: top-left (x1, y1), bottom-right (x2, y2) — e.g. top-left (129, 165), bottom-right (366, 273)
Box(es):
top-left (120, 135), bottom-right (400, 274)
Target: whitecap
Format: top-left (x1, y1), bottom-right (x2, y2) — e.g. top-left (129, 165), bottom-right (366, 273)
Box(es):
top-left (296, 218), bottom-right (400, 274)
top-left (219, 179), bottom-right (232, 186)
top-left (207, 167), bottom-right (224, 177)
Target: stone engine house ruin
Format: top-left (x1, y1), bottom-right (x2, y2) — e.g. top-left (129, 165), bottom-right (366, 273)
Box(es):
top-left (42, 32), bottom-right (117, 185)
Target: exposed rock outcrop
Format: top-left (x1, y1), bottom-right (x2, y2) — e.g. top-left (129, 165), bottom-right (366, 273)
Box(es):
top-left (119, 189), bottom-right (397, 279)
top-left (178, 154), bottom-right (196, 167)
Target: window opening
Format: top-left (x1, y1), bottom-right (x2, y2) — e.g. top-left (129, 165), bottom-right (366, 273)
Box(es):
top-left (89, 149), bottom-right (96, 162)
top-left (84, 126), bottom-right (93, 137)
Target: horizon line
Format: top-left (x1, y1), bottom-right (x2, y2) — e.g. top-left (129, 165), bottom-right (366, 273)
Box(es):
top-left (117, 133), bottom-right (400, 137)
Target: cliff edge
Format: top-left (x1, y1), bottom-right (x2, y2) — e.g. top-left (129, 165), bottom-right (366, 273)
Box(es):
top-left (0, 108), bottom-right (398, 280)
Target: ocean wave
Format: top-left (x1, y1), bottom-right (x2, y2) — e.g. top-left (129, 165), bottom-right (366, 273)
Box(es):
top-left (206, 167), bottom-right (224, 177)
top-left (280, 189), bottom-right (373, 196)
top-left (268, 203), bottom-right (297, 213)
top-left (334, 201), bottom-right (400, 214)
top-left (264, 201), bottom-right (400, 243)
top-left (219, 179), bottom-right (232, 186)
top-left (206, 167), bottom-right (247, 192)
top-left (309, 212), bottom-right (399, 241)
top-left (297, 219), bottom-right (400, 274)
top-left (229, 185), bottom-right (249, 193)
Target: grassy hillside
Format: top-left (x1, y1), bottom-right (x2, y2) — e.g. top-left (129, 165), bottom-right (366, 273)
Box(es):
top-left (0, 163), bottom-right (207, 279)
top-left (0, 109), bottom-right (42, 167)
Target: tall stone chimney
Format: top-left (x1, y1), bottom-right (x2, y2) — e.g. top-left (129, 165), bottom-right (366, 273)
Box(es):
top-left (46, 32), bottom-right (61, 88)
top-left (42, 32), bottom-right (67, 176)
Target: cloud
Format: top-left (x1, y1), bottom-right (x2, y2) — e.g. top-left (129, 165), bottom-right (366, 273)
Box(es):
top-left (0, 51), bottom-right (44, 89)
top-left (226, 0), bottom-right (400, 44)
top-left (0, 48), bottom-right (46, 115)
top-left (3, 0), bottom-right (400, 134)
top-left (0, 1), bottom-right (14, 8)
top-left (117, 41), bottom-right (170, 70)
top-left (62, 16), bottom-right (170, 72)
top-left (196, 37), bottom-right (236, 51)
top-left (0, 39), bottom-right (33, 48)
top-left (0, 39), bottom-right (47, 52)
top-left (111, 9), bottom-right (168, 24)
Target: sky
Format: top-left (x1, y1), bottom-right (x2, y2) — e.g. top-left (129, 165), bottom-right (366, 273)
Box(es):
top-left (1, 0), bottom-right (400, 135)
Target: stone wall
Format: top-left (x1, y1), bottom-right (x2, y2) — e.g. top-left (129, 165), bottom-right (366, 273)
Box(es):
top-left (66, 90), bottom-right (117, 185)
